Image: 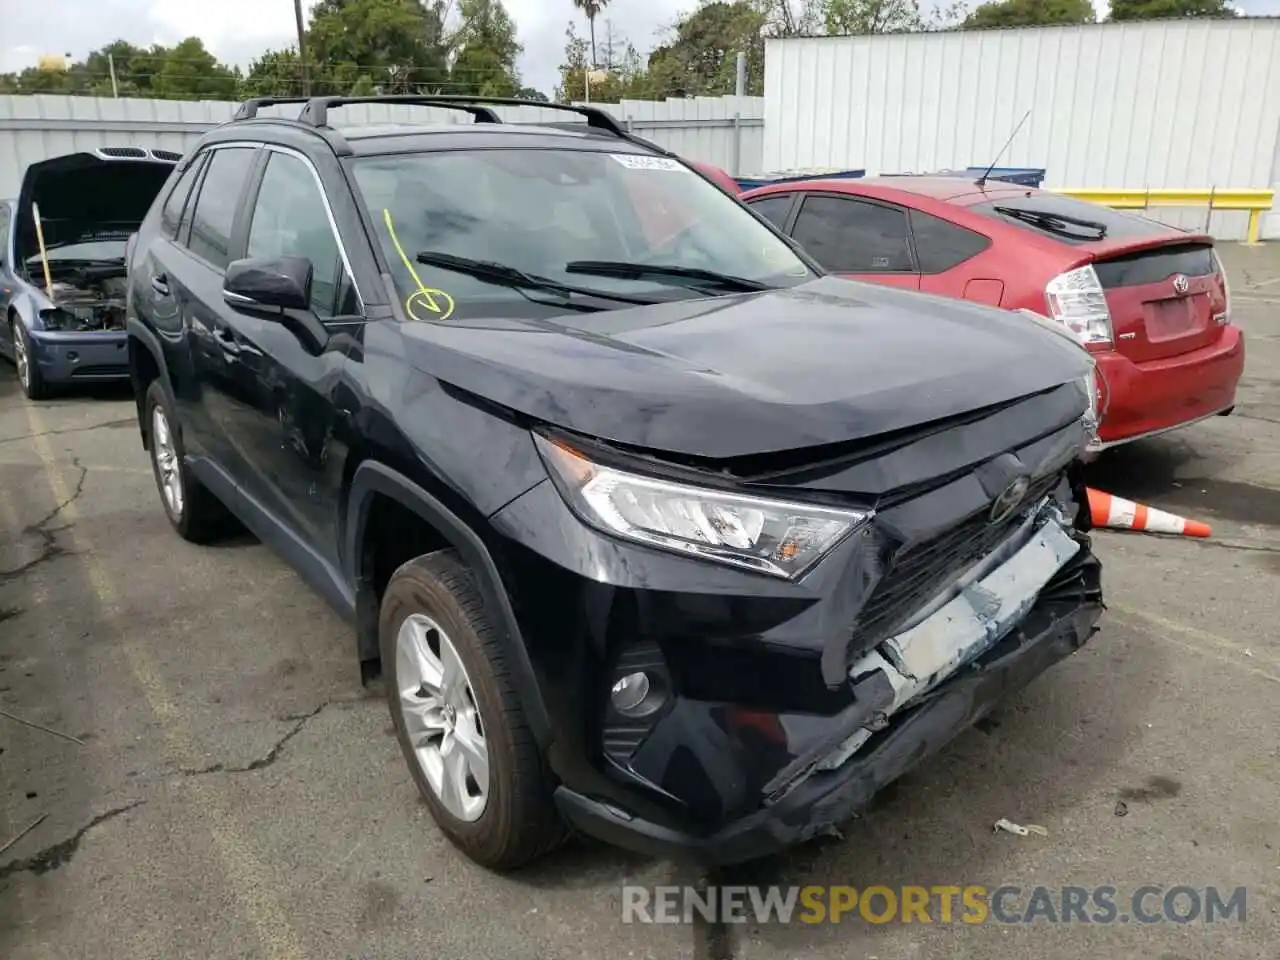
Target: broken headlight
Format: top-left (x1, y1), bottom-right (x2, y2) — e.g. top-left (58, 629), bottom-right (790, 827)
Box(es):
top-left (38, 307), bottom-right (80, 331)
top-left (535, 433), bottom-right (871, 580)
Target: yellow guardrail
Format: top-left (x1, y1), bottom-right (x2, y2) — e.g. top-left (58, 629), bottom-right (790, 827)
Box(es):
top-left (1054, 188), bottom-right (1275, 244)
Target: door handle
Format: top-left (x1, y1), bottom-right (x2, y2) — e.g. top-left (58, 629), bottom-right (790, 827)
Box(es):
top-left (150, 273), bottom-right (169, 296)
top-left (213, 327), bottom-right (242, 355)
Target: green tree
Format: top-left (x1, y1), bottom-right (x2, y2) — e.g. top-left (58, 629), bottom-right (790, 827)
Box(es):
top-left (0, 38), bottom-right (241, 99)
top-left (242, 48), bottom-right (309, 97)
top-left (555, 22), bottom-right (654, 102)
top-left (1108, 0), bottom-right (1236, 19)
top-left (150, 38), bottom-right (241, 100)
top-left (516, 86), bottom-right (550, 101)
top-left (79, 41), bottom-right (160, 97)
top-left (648, 1), bottom-right (767, 97)
top-left (572, 0), bottom-right (611, 67)
top-left (450, 0), bottom-right (523, 95)
top-left (964, 0), bottom-right (1093, 27)
top-left (306, 0), bottom-right (451, 93)
top-left (819, 0), bottom-right (924, 33)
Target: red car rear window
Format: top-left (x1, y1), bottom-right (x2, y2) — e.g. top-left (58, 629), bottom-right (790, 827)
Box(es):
top-left (969, 194), bottom-right (1177, 246)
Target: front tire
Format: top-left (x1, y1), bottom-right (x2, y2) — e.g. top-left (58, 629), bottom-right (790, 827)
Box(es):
top-left (144, 380), bottom-right (233, 543)
top-left (12, 320), bottom-right (49, 401)
top-left (379, 550), bottom-right (565, 870)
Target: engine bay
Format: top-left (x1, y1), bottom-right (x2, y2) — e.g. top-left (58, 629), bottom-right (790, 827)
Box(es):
top-left (34, 264), bottom-right (129, 332)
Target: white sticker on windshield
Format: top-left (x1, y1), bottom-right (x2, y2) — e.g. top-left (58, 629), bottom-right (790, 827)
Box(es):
top-left (610, 154), bottom-right (686, 171)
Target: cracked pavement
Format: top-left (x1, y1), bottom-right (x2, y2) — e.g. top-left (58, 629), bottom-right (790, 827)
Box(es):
top-left (1, 245), bottom-right (1279, 959)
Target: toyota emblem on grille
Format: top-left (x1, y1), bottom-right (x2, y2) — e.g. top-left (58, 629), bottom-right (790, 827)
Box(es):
top-left (990, 476), bottom-right (1031, 524)
top-left (1172, 274), bottom-right (1190, 295)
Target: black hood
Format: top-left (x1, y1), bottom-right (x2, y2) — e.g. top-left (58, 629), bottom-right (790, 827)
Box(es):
top-left (399, 276), bottom-right (1094, 460)
top-left (14, 149), bottom-right (177, 264)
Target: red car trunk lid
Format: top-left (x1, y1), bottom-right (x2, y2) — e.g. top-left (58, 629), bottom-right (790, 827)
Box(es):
top-left (1087, 240), bottom-right (1227, 363)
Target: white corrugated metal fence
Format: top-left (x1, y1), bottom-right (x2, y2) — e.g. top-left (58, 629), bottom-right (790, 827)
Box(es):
top-left (0, 94), bottom-right (766, 198)
top-left (764, 19), bottom-right (1280, 239)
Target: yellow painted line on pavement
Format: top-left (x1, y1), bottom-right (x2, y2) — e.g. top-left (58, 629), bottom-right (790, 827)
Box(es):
top-left (0, 458), bottom-right (150, 474)
top-left (1109, 603), bottom-right (1280, 684)
top-left (22, 403), bottom-right (309, 960)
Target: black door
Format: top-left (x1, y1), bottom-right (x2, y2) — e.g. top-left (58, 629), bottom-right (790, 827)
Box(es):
top-left (211, 147), bottom-right (364, 568)
top-left (134, 151), bottom-right (213, 445)
top-left (151, 146), bottom-right (261, 466)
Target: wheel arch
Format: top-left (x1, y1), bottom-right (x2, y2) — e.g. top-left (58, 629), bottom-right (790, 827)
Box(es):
top-left (126, 319), bottom-right (174, 451)
top-left (345, 459), bottom-right (551, 748)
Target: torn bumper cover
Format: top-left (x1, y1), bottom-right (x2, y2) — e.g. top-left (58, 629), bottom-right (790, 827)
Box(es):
top-left (553, 507), bottom-right (1104, 865)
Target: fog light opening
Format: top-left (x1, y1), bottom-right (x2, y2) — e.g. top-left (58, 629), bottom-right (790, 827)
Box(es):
top-left (610, 671), bottom-right (665, 718)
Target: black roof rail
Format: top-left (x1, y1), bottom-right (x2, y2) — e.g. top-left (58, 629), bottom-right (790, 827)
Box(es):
top-left (232, 97), bottom-right (314, 121)
top-left (295, 94), bottom-right (632, 140)
top-left (299, 96), bottom-right (503, 125)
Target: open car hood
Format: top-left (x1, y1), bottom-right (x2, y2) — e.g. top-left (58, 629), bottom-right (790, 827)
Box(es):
top-left (400, 276), bottom-right (1094, 460)
top-left (14, 148), bottom-right (179, 265)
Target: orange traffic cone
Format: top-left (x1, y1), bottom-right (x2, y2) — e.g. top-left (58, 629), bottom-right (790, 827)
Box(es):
top-left (1087, 488), bottom-right (1211, 538)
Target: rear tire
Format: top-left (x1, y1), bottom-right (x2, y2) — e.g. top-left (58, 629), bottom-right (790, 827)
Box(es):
top-left (380, 550), bottom-right (565, 870)
top-left (12, 320), bottom-right (49, 401)
top-left (144, 380), bottom-right (234, 543)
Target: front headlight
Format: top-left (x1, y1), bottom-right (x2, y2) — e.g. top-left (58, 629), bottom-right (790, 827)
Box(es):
top-left (534, 433), bottom-right (871, 580)
top-left (39, 307), bottom-right (78, 331)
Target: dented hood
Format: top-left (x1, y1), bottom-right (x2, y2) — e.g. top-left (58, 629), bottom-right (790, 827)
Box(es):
top-left (14, 149), bottom-right (176, 263)
top-left (401, 276), bottom-right (1093, 459)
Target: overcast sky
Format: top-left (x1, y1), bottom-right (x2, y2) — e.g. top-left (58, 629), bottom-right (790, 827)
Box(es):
top-left (1, 0), bottom-right (1276, 96)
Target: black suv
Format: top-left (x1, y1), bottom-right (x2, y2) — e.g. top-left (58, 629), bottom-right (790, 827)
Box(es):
top-left (126, 95), bottom-right (1105, 869)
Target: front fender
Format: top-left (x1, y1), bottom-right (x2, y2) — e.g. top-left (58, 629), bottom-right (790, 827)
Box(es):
top-left (345, 459), bottom-right (552, 748)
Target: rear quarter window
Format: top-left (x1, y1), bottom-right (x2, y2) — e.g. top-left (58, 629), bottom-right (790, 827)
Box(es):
top-left (970, 194), bottom-right (1179, 246)
top-left (908, 209), bottom-right (990, 272)
top-left (746, 194), bottom-right (795, 229)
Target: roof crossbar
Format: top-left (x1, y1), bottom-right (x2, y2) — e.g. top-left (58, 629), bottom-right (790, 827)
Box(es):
top-left (293, 94), bottom-right (629, 138)
top-left (232, 97), bottom-right (314, 121)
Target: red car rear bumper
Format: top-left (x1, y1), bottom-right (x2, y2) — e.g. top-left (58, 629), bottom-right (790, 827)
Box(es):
top-left (1094, 325), bottom-right (1245, 447)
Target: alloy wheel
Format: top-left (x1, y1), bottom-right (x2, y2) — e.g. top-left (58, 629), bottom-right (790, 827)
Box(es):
top-left (396, 613), bottom-right (490, 822)
top-left (151, 405), bottom-right (185, 519)
top-left (13, 326), bottom-right (29, 390)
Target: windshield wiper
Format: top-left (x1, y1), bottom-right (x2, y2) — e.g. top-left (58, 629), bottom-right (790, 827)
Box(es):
top-left (992, 206), bottom-right (1107, 241)
top-left (415, 251), bottom-right (658, 306)
top-left (564, 260), bottom-right (771, 293)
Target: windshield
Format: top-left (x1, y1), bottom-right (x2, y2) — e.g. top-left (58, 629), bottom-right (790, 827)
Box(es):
top-left (348, 148), bottom-right (813, 320)
top-left (25, 238), bottom-right (127, 265)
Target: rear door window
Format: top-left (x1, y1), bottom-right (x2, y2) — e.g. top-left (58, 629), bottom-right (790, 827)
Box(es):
top-left (791, 195), bottom-right (914, 273)
top-left (186, 147), bottom-right (257, 269)
top-left (909, 209), bottom-right (990, 273)
top-left (160, 155), bottom-right (207, 239)
top-left (969, 194), bottom-right (1176, 246)
top-left (746, 194), bottom-right (795, 230)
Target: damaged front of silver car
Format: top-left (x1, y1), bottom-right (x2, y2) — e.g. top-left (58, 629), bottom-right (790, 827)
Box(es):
top-left (1, 148), bottom-right (178, 398)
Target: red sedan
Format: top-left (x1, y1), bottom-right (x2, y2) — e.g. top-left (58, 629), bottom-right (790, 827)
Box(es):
top-left (739, 176), bottom-right (1245, 450)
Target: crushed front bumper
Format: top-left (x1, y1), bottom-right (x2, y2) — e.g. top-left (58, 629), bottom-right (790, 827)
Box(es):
top-left (554, 512), bottom-right (1104, 866)
top-left (29, 329), bottom-right (130, 383)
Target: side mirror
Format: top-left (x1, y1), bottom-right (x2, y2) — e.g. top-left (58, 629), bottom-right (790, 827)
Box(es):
top-left (224, 256), bottom-right (313, 311)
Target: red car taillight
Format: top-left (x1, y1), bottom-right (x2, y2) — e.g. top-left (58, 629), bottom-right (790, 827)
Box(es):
top-left (1210, 247), bottom-right (1231, 326)
top-left (1044, 264), bottom-right (1114, 348)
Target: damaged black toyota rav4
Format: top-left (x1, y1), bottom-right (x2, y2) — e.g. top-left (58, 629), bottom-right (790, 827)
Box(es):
top-left (126, 95), bottom-right (1105, 869)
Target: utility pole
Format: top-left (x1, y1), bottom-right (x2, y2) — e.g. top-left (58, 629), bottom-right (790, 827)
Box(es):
top-left (293, 0), bottom-right (311, 96)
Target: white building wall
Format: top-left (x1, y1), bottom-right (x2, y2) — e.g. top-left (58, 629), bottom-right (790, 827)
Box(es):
top-left (0, 94), bottom-right (766, 200)
top-left (764, 19), bottom-right (1280, 239)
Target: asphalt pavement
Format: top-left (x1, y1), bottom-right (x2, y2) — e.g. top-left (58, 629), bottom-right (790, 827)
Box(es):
top-left (2, 245), bottom-right (1278, 960)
